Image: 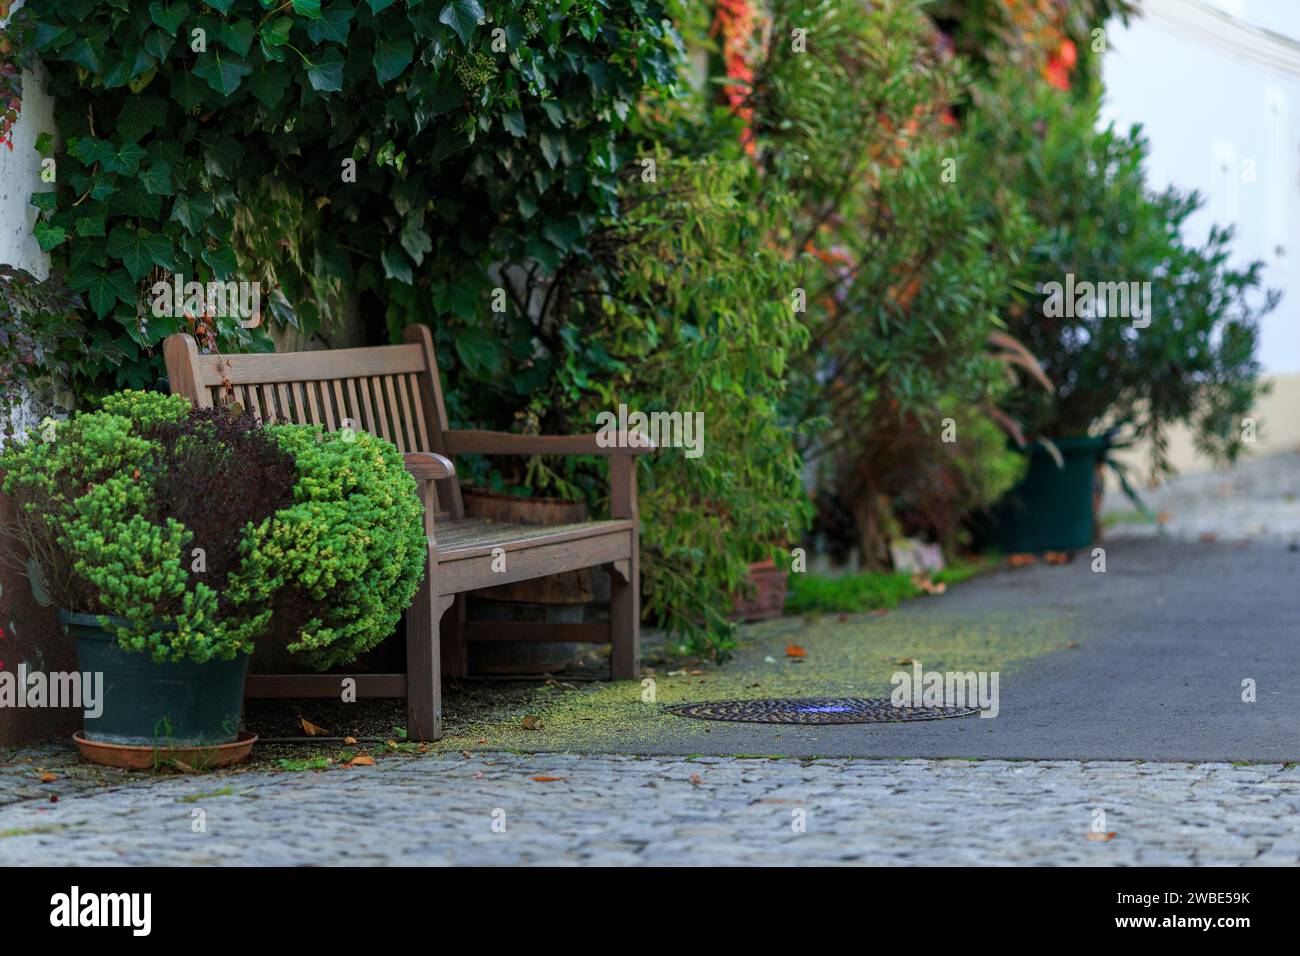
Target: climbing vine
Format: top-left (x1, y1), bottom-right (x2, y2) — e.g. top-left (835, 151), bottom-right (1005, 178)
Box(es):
top-left (28, 0), bottom-right (681, 399)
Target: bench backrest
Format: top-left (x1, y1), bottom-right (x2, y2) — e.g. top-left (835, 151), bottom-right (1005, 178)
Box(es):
top-left (163, 324), bottom-right (464, 517)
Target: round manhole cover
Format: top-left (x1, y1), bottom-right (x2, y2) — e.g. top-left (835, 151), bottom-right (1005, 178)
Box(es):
top-left (668, 697), bottom-right (980, 725)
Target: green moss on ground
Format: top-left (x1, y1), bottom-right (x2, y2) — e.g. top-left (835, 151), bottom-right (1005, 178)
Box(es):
top-left (430, 591), bottom-right (1072, 754)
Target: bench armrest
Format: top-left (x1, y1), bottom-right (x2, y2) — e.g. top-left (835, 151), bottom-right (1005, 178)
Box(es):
top-left (443, 429), bottom-right (655, 457)
top-left (404, 452), bottom-right (456, 480)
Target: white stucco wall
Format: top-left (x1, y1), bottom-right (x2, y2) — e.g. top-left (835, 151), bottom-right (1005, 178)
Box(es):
top-left (1101, 0), bottom-right (1300, 474)
top-left (0, 0), bottom-right (58, 440)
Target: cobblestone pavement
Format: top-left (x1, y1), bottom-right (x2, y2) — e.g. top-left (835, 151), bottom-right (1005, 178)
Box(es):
top-left (3, 753), bottom-right (1298, 866)
top-left (1104, 449), bottom-right (1300, 543)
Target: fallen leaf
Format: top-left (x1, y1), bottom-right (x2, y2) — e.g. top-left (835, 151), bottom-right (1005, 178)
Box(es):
top-left (1198, 532), bottom-right (1218, 543)
top-left (385, 740), bottom-right (398, 750)
top-left (521, 715), bottom-right (544, 730)
top-left (1156, 511), bottom-right (1172, 525)
top-left (342, 736), bottom-right (357, 746)
top-left (689, 669), bottom-right (703, 676)
top-left (477, 738), bottom-right (488, 745)
top-left (1043, 551), bottom-right (1071, 565)
top-left (690, 774), bottom-right (703, 785)
top-left (911, 574), bottom-right (947, 595)
top-left (39, 772), bottom-right (57, 783)
top-left (1066, 640), bottom-right (1079, 649)
top-left (299, 716), bottom-right (330, 737)
top-left (531, 775), bottom-right (565, 782)
top-left (1009, 553), bottom-right (1037, 567)
top-left (1087, 831), bottom-right (1117, 842)
top-left (893, 657), bottom-right (913, 666)
top-left (350, 755), bottom-right (376, 767)
top-left (48, 794), bottom-right (58, 803)
top-left (785, 644), bottom-right (807, 658)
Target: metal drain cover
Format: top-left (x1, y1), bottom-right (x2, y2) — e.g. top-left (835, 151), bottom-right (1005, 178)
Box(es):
top-left (668, 697), bottom-right (980, 725)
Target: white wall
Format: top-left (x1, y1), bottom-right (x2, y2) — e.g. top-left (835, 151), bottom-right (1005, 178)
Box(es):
top-left (0, 0), bottom-right (58, 439)
top-left (1102, 0), bottom-right (1300, 374)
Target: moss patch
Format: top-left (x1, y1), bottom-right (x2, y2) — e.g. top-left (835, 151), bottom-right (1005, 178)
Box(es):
top-left (431, 593), bottom-right (1073, 754)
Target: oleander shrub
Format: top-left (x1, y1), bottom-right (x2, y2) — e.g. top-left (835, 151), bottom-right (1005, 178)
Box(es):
top-left (0, 390), bottom-right (424, 666)
top-left (967, 70), bottom-right (1277, 479)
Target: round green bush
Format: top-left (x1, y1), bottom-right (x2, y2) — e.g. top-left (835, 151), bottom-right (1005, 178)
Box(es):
top-left (0, 390), bottom-right (426, 667)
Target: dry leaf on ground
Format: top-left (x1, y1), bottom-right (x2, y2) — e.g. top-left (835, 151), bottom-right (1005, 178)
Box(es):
top-left (785, 644), bottom-right (807, 658)
top-left (299, 716), bottom-right (329, 737)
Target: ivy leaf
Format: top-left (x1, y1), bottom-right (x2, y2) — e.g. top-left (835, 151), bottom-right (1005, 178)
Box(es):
top-left (217, 21), bottom-right (256, 59)
top-left (292, 0), bottom-right (323, 16)
top-left (305, 6), bottom-right (353, 44)
top-left (381, 246), bottom-right (414, 285)
top-left (33, 220), bottom-right (68, 252)
top-left (194, 52), bottom-right (253, 97)
top-left (75, 214), bottom-right (108, 238)
top-left (65, 38), bottom-right (104, 73)
top-left (79, 269), bottom-right (137, 318)
top-left (103, 142), bottom-right (148, 176)
top-left (454, 326), bottom-right (508, 377)
top-left (68, 137), bottom-right (116, 166)
top-left (148, 1), bottom-right (191, 36)
top-left (538, 131), bottom-right (562, 169)
top-left (202, 244), bottom-right (237, 279)
top-left (247, 62), bottom-right (292, 109)
top-left (142, 29), bottom-right (176, 63)
top-left (28, 192), bottom-right (58, 215)
top-left (205, 0), bottom-right (236, 14)
top-left (400, 216), bottom-right (432, 266)
top-left (306, 48), bottom-right (345, 93)
top-left (117, 96), bottom-right (166, 142)
top-left (107, 226), bottom-right (174, 281)
top-left (502, 111), bottom-right (526, 138)
top-left (140, 160), bottom-right (175, 196)
top-left (171, 193), bottom-right (216, 234)
top-left (367, 0), bottom-right (399, 14)
top-left (373, 37), bottom-right (415, 85)
top-left (439, 1), bottom-right (484, 46)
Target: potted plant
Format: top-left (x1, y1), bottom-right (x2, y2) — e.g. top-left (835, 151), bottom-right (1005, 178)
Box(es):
top-left (967, 73), bottom-right (1276, 550)
top-left (0, 390), bottom-right (426, 766)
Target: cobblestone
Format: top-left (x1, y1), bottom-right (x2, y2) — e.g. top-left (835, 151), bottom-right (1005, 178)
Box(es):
top-left (2, 753), bottom-right (1298, 866)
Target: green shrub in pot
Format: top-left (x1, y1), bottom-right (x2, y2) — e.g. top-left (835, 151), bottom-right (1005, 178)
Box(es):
top-left (0, 391), bottom-right (425, 745)
top-left (962, 71), bottom-right (1277, 547)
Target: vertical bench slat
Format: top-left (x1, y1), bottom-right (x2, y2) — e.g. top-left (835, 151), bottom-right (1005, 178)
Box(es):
top-left (370, 376), bottom-right (393, 444)
top-left (331, 380), bottom-right (348, 431)
top-left (321, 379), bottom-right (337, 431)
top-left (276, 384), bottom-right (293, 424)
top-left (396, 375), bottom-right (419, 451)
top-left (346, 379), bottom-right (364, 434)
top-left (247, 384), bottom-right (264, 422)
top-left (383, 376), bottom-right (407, 452)
top-left (407, 373), bottom-right (429, 449)
top-left (304, 381), bottom-right (322, 426)
top-left (359, 376), bottom-right (380, 439)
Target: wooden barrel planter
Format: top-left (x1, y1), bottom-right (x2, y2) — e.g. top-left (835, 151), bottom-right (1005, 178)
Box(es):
top-left (462, 488), bottom-right (595, 675)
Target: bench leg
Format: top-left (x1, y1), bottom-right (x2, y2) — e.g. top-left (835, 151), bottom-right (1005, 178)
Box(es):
top-left (405, 560), bottom-right (446, 741)
top-left (440, 595), bottom-right (468, 678)
top-left (610, 552), bottom-right (640, 680)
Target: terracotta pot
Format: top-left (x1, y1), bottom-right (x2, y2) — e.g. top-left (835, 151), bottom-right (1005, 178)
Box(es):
top-left (729, 559), bottom-right (789, 622)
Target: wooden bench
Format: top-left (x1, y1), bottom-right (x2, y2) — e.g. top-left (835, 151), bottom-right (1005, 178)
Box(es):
top-left (163, 326), bottom-right (651, 740)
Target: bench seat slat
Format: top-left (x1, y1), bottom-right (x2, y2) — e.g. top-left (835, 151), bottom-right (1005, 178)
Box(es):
top-left (434, 518), bottom-right (634, 560)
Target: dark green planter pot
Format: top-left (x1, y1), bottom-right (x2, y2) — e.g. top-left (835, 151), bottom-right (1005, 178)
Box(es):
top-left (993, 435), bottom-right (1108, 553)
top-left (60, 611), bottom-right (248, 746)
